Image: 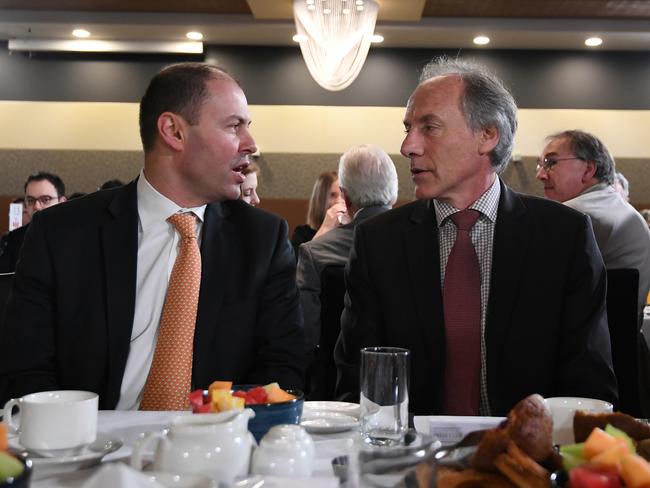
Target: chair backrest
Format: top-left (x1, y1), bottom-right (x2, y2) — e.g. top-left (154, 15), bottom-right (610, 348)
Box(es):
top-left (307, 265), bottom-right (346, 401)
top-left (606, 268), bottom-right (642, 416)
top-left (0, 272), bottom-right (14, 330)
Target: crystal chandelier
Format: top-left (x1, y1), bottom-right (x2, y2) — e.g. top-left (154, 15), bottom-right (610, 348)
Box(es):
top-left (293, 0), bottom-right (379, 91)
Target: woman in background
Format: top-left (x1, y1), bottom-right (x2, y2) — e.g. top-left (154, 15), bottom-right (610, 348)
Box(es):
top-left (291, 171), bottom-right (348, 258)
top-left (240, 162), bottom-right (260, 207)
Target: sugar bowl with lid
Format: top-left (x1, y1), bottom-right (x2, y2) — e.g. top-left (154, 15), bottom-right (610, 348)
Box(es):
top-left (251, 424), bottom-right (315, 476)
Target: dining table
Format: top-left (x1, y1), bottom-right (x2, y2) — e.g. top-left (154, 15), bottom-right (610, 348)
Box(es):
top-left (24, 409), bottom-right (412, 488)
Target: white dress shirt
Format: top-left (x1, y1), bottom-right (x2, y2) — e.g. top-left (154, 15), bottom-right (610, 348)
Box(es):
top-left (116, 171), bottom-right (205, 410)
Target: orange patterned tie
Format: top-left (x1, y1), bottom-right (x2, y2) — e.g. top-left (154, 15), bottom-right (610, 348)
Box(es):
top-left (140, 213), bottom-right (201, 411)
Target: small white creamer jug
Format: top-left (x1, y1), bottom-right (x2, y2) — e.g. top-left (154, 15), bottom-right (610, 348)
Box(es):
top-left (131, 409), bottom-right (255, 484)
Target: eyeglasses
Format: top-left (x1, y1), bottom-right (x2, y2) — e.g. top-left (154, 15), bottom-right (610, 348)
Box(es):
top-left (25, 195), bottom-right (58, 207)
top-left (536, 156), bottom-right (585, 173)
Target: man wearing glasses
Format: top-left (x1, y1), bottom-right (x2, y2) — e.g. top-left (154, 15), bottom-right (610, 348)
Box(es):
top-left (0, 172), bottom-right (66, 272)
top-left (537, 130), bottom-right (650, 318)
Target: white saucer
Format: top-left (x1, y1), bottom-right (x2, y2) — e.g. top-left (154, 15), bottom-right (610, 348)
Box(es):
top-left (10, 433), bottom-right (123, 478)
top-left (301, 411), bottom-right (359, 434)
top-left (303, 401), bottom-right (360, 418)
top-left (144, 471), bottom-right (217, 488)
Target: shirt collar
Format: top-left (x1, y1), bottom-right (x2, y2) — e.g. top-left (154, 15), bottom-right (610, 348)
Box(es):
top-left (137, 169), bottom-right (206, 232)
top-left (433, 176), bottom-right (501, 227)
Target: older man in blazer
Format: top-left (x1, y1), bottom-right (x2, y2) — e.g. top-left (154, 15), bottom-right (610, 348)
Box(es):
top-left (0, 63), bottom-right (304, 409)
top-left (334, 58), bottom-right (617, 416)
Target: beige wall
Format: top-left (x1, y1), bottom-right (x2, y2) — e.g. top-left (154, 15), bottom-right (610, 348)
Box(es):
top-left (0, 101), bottom-right (649, 207)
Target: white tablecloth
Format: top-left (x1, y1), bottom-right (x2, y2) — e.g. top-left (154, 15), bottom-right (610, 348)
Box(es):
top-left (29, 411), bottom-right (353, 487)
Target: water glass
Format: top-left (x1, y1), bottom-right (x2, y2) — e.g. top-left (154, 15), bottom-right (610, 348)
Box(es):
top-left (359, 347), bottom-right (410, 446)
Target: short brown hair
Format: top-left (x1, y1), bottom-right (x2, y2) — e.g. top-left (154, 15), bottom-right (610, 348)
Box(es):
top-left (242, 161), bottom-right (260, 176)
top-left (306, 171), bottom-right (338, 229)
top-left (139, 62), bottom-right (236, 152)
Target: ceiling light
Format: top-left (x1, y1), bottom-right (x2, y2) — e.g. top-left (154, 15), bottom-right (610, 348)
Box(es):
top-left (323, 8), bottom-right (331, 14)
top-left (292, 34), bottom-right (308, 43)
top-left (370, 34), bottom-right (384, 43)
top-left (473, 35), bottom-right (490, 45)
top-left (306, 0), bottom-right (314, 3)
top-left (72, 29), bottom-right (90, 38)
top-left (293, 0), bottom-right (379, 91)
top-left (356, 0), bottom-right (364, 4)
top-left (307, 4), bottom-right (315, 10)
top-left (186, 31), bottom-right (203, 41)
top-left (7, 39), bottom-right (203, 54)
top-left (585, 37), bottom-right (603, 47)
top-left (342, 8), bottom-right (350, 14)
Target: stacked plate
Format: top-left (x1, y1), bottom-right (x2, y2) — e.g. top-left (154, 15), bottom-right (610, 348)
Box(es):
top-left (300, 401), bottom-right (360, 434)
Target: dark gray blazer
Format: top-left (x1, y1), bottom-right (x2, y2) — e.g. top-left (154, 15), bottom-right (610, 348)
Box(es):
top-left (335, 180), bottom-right (618, 416)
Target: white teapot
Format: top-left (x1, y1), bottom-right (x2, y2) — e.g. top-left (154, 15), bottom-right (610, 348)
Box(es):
top-left (131, 409), bottom-right (255, 484)
top-left (251, 424), bottom-right (315, 476)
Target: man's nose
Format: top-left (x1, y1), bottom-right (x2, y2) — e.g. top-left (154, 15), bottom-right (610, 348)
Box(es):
top-left (535, 166), bottom-right (548, 180)
top-left (240, 128), bottom-right (257, 155)
top-left (401, 132), bottom-right (422, 159)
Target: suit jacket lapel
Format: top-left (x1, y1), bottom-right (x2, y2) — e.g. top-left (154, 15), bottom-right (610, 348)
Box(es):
top-left (102, 181), bottom-right (139, 408)
top-left (404, 200), bottom-right (446, 409)
top-left (192, 202), bottom-right (228, 388)
top-left (486, 181), bottom-right (531, 402)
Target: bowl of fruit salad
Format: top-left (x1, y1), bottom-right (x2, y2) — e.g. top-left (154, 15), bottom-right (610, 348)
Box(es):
top-left (190, 382), bottom-right (304, 442)
top-left (0, 424), bottom-right (31, 488)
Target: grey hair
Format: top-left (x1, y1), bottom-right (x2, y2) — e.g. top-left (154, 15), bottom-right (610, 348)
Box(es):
top-left (545, 130), bottom-right (615, 185)
top-left (338, 144), bottom-right (398, 208)
top-left (419, 57), bottom-right (518, 173)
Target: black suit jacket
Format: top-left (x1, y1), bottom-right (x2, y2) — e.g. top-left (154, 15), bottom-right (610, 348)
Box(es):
top-left (334, 180), bottom-right (618, 416)
top-left (0, 181), bottom-right (305, 408)
top-left (0, 224), bottom-right (28, 273)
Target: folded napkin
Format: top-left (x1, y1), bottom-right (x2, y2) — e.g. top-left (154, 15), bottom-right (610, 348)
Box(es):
top-left (81, 463), bottom-right (164, 488)
top-left (413, 415), bottom-right (505, 446)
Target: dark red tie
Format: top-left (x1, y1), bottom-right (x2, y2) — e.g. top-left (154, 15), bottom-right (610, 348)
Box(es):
top-left (442, 209), bottom-right (481, 415)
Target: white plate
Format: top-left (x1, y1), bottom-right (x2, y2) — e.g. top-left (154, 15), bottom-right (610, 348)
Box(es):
top-left (301, 402), bottom-right (360, 433)
top-left (302, 401), bottom-right (360, 419)
top-left (10, 433), bottom-right (123, 479)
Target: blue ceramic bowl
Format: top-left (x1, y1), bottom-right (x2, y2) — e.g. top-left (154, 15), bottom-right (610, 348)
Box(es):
top-left (233, 385), bottom-right (304, 442)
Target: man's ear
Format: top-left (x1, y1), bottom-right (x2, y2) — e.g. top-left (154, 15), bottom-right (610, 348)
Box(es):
top-left (478, 126), bottom-right (499, 155)
top-left (59, 196), bottom-right (67, 203)
top-left (157, 112), bottom-right (186, 151)
top-left (582, 160), bottom-right (598, 182)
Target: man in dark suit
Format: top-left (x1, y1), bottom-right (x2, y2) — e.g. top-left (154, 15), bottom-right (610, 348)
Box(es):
top-left (334, 57), bottom-right (617, 416)
top-left (0, 63), bottom-right (304, 409)
top-left (0, 172), bottom-right (67, 272)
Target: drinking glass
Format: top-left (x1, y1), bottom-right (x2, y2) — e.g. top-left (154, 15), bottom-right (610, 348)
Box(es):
top-left (359, 347), bottom-right (410, 446)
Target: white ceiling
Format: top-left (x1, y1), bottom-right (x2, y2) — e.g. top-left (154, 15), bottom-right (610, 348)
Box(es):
top-left (1, 6), bottom-right (650, 51)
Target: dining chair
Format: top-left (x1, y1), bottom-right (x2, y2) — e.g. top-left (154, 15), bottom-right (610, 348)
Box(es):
top-left (0, 272), bottom-right (14, 330)
top-left (605, 268), bottom-right (643, 417)
top-left (306, 265), bottom-right (346, 401)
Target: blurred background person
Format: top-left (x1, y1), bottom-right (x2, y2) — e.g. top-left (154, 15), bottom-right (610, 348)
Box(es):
top-left (297, 144), bottom-right (398, 392)
top-left (291, 170), bottom-right (348, 258)
top-left (240, 162), bottom-right (260, 206)
top-left (68, 192), bottom-right (87, 200)
top-left (536, 129), bottom-right (650, 318)
top-left (614, 171), bottom-right (630, 201)
top-left (0, 171), bottom-right (66, 272)
top-left (99, 179), bottom-right (125, 191)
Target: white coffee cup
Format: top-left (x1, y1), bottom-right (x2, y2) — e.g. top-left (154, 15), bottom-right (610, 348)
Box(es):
top-left (3, 390), bottom-right (98, 455)
top-left (545, 396), bottom-right (613, 445)
top-left (251, 424), bottom-right (315, 476)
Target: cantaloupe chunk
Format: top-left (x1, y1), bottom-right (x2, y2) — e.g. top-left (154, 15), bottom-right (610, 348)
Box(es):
top-left (620, 454), bottom-right (650, 488)
top-left (266, 387), bottom-right (296, 403)
top-left (263, 382), bottom-right (280, 394)
top-left (211, 388), bottom-right (231, 404)
top-left (584, 428), bottom-right (623, 460)
top-left (590, 442), bottom-right (631, 470)
top-left (208, 381), bottom-right (232, 396)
